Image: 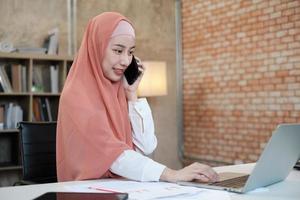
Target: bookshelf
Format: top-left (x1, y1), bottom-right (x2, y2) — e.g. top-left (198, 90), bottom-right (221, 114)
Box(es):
top-left (0, 52), bottom-right (73, 186)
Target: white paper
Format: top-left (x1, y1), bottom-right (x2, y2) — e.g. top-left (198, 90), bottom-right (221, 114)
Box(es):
top-left (65, 180), bottom-right (230, 200)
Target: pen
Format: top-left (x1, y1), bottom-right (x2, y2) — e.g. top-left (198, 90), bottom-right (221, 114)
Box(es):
top-left (88, 186), bottom-right (120, 193)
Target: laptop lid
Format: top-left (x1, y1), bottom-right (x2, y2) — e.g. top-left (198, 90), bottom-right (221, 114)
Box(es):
top-left (242, 124), bottom-right (300, 192)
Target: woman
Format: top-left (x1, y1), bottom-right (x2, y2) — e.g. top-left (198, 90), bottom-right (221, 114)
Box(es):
top-left (56, 12), bottom-right (218, 183)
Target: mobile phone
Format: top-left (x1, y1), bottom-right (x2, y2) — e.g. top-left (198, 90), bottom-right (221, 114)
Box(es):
top-left (33, 192), bottom-right (128, 200)
top-left (124, 56), bottom-right (142, 85)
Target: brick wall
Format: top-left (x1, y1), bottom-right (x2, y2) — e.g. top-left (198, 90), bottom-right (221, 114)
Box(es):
top-left (182, 0), bottom-right (300, 165)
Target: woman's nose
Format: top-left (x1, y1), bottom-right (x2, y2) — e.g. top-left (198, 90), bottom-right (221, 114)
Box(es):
top-left (120, 54), bottom-right (131, 67)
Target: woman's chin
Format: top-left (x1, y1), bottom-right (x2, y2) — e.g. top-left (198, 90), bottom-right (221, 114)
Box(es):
top-left (109, 75), bottom-right (123, 83)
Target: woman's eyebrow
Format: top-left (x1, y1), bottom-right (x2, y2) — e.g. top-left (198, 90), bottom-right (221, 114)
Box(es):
top-left (113, 44), bottom-right (135, 49)
top-left (113, 44), bottom-right (125, 48)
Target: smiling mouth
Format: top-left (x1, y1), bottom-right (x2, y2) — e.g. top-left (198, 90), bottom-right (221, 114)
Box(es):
top-left (114, 68), bottom-right (124, 76)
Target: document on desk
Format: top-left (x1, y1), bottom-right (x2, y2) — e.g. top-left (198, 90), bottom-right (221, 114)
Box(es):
top-left (65, 180), bottom-right (230, 200)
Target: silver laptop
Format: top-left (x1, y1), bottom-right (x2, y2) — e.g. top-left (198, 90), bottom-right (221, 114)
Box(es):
top-left (178, 124), bottom-right (300, 193)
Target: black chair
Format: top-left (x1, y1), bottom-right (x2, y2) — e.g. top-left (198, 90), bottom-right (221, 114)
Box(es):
top-left (16, 121), bottom-right (57, 185)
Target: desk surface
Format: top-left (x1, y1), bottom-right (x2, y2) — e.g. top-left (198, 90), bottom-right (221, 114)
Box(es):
top-left (0, 163), bottom-right (299, 200)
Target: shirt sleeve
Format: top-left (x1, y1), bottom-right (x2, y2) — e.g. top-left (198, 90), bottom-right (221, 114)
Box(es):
top-left (128, 98), bottom-right (157, 155)
top-left (110, 150), bottom-right (166, 181)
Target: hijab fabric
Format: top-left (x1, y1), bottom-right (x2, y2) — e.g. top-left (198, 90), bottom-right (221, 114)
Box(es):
top-left (56, 12), bottom-right (134, 181)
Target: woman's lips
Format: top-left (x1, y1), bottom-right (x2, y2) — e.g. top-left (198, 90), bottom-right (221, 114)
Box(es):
top-left (114, 68), bottom-right (124, 76)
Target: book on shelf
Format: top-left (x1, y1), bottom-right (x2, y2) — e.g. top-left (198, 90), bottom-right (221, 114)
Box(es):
top-left (2, 102), bottom-right (23, 129)
top-left (0, 79), bottom-right (4, 92)
top-left (11, 104), bottom-right (23, 128)
top-left (5, 103), bottom-right (13, 129)
top-left (11, 64), bottom-right (22, 92)
top-left (45, 98), bottom-right (53, 121)
top-left (32, 98), bottom-right (41, 121)
top-left (32, 97), bottom-right (53, 121)
top-left (0, 104), bottom-right (4, 129)
top-left (21, 65), bottom-right (27, 92)
top-left (33, 65), bottom-right (57, 93)
top-left (32, 67), bottom-right (44, 92)
top-left (46, 28), bottom-right (59, 55)
top-left (39, 98), bottom-right (48, 121)
top-left (0, 65), bottom-right (13, 93)
top-left (0, 64), bottom-right (27, 93)
top-left (50, 65), bottom-right (59, 93)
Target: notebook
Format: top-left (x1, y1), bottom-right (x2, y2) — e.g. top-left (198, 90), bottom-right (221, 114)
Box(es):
top-left (178, 124), bottom-right (300, 193)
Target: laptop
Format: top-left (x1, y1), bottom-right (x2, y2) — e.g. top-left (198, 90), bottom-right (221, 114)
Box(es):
top-left (178, 124), bottom-right (300, 193)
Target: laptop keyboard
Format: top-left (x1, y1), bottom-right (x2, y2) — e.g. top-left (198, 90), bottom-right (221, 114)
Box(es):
top-left (209, 175), bottom-right (250, 188)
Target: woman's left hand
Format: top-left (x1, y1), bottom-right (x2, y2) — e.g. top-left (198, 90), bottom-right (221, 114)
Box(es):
top-left (123, 56), bottom-right (145, 101)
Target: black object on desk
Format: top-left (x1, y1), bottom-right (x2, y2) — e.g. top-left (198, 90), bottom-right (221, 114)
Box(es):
top-left (294, 160), bottom-right (300, 170)
top-left (33, 192), bottom-right (128, 200)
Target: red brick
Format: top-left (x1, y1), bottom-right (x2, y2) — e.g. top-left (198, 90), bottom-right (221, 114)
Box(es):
top-left (182, 0), bottom-right (300, 165)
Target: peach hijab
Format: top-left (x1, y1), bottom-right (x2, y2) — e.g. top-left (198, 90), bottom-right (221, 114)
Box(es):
top-left (56, 12), bottom-right (134, 181)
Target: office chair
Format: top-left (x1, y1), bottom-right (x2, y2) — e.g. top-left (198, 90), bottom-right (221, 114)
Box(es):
top-left (15, 121), bottom-right (57, 185)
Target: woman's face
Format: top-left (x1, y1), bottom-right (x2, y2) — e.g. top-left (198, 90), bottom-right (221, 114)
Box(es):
top-left (102, 35), bottom-right (135, 82)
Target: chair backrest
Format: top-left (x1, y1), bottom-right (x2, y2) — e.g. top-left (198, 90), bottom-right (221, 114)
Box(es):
top-left (18, 121), bottom-right (57, 183)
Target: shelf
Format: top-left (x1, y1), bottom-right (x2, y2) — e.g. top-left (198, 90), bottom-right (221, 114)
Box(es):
top-left (0, 52), bottom-right (73, 61)
top-left (0, 52), bottom-right (73, 173)
top-left (0, 129), bottom-right (18, 133)
top-left (0, 164), bottom-right (22, 171)
top-left (32, 93), bottom-right (61, 97)
top-left (0, 93), bottom-right (31, 96)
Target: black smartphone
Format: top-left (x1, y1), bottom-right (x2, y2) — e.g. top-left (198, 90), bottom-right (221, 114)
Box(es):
top-left (124, 56), bottom-right (142, 85)
top-left (33, 192), bottom-right (128, 200)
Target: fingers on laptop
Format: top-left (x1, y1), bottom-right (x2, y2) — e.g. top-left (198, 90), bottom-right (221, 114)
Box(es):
top-left (191, 162), bottom-right (219, 182)
top-left (170, 162), bottom-right (219, 183)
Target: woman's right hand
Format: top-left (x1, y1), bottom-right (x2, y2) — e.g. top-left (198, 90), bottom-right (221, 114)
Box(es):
top-left (123, 56), bottom-right (145, 101)
top-left (160, 162), bottom-right (219, 183)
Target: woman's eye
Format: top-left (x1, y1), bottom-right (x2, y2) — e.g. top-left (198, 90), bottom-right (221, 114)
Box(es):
top-left (129, 51), bottom-right (134, 55)
top-left (113, 49), bottom-right (122, 54)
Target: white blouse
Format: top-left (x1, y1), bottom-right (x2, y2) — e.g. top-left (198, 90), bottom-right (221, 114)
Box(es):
top-left (110, 98), bottom-right (166, 181)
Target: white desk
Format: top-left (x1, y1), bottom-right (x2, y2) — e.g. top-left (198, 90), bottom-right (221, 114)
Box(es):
top-left (0, 163), bottom-right (299, 200)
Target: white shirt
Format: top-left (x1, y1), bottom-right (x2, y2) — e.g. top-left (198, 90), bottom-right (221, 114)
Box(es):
top-left (110, 98), bottom-right (166, 181)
